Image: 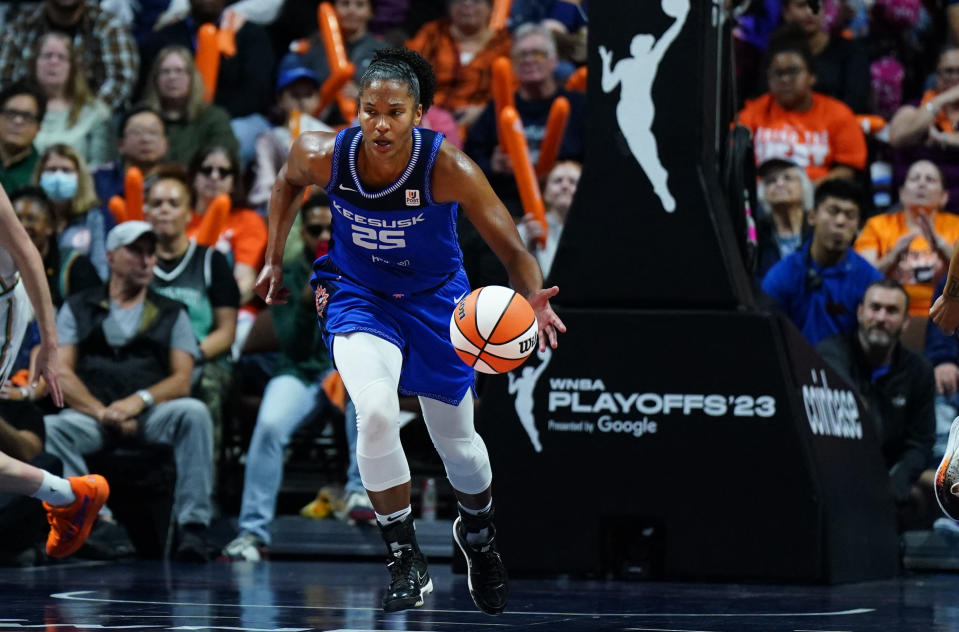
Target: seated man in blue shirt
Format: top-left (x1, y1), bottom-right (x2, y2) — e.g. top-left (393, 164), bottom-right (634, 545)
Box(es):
top-left (762, 177), bottom-right (881, 346)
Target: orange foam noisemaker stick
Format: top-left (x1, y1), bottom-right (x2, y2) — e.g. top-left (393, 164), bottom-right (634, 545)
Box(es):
top-left (194, 194), bottom-right (232, 247)
top-left (196, 23), bottom-right (220, 103)
top-left (535, 96), bottom-right (570, 179)
top-left (500, 106), bottom-right (547, 247)
top-left (491, 57), bottom-right (515, 151)
top-left (124, 166), bottom-right (144, 221)
top-left (317, 3), bottom-right (355, 114)
top-left (490, 0), bottom-right (511, 30)
top-left (564, 65), bottom-right (587, 92)
top-left (108, 196), bottom-right (127, 224)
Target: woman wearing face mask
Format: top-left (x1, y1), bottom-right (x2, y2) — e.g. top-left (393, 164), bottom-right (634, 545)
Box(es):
top-left (30, 144), bottom-right (114, 281)
top-left (30, 32), bottom-right (113, 168)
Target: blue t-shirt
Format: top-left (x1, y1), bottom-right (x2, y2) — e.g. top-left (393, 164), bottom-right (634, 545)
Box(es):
top-left (761, 241), bottom-right (882, 346)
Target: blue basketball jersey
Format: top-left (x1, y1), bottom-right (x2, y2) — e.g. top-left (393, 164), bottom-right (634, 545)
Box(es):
top-left (324, 126), bottom-right (462, 295)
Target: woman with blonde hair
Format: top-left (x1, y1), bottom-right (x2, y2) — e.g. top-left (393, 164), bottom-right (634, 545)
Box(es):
top-left (30, 143), bottom-right (114, 280)
top-left (140, 45), bottom-right (238, 164)
top-left (31, 32), bottom-right (113, 168)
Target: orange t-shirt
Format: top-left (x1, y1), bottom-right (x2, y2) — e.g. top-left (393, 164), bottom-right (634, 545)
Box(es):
top-left (738, 92), bottom-right (867, 181)
top-left (187, 208), bottom-right (267, 269)
top-left (854, 210), bottom-right (959, 315)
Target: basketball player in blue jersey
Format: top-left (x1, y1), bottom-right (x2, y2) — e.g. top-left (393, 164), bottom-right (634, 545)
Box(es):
top-left (256, 48), bottom-right (565, 615)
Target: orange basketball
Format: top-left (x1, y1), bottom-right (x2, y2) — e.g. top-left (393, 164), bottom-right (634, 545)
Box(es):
top-left (449, 286), bottom-right (539, 374)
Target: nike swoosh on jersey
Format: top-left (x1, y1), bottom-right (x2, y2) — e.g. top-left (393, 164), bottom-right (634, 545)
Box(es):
top-left (339, 183), bottom-right (358, 192)
top-left (453, 292), bottom-right (468, 303)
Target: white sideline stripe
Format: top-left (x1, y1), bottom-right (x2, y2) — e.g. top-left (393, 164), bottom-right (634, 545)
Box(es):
top-left (51, 592), bottom-right (874, 619)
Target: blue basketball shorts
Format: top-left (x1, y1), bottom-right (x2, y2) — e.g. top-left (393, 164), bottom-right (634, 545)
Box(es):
top-left (310, 256), bottom-right (475, 405)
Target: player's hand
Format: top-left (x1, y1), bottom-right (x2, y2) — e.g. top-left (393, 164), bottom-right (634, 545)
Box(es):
top-left (528, 286), bottom-right (566, 351)
top-left (935, 363), bottom-right (959, 396)
top-left (34, 341), bottom-right (62, 408)
top-left (931, 293), bottom-right (959, 335)
top-left (254, 264), bottom-right (291, 305)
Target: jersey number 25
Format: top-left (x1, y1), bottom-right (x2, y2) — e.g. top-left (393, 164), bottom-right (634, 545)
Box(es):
top-left (352, 226), bottom-right (406, 250)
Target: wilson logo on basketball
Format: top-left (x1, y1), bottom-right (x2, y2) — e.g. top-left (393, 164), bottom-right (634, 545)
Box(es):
top-left (314, 286), bottom-right (329, 318)
top-left (518, 334), bottom-right (538, 354)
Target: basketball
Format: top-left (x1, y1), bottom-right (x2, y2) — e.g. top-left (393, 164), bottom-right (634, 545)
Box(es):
top-left (449, 286), bottom-right (539, 374)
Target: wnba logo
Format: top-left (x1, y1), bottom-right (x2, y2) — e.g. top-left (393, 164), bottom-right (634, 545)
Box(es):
top-left (518, 335), bottom-right (538, 355)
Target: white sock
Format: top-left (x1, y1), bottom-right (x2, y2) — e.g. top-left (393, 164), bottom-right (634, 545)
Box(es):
top-left (31, 471), bottom-right (76, 507)
top-left (376, 505), bottom-right (412, 527)
top-left (458, 499), bottom-right (492, 516)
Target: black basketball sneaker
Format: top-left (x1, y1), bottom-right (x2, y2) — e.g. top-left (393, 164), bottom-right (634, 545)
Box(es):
top-left (379, 514), bottom-right (432, 612)
top-left (453, 509), bottom-right (508, 615)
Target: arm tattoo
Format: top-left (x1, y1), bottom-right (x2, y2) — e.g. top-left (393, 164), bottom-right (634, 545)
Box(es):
top-left (946, 275), bottom-right (959, 298)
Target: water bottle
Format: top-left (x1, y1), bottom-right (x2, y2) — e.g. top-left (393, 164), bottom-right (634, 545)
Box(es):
top-left (421, 478), bottom-right (437, 522)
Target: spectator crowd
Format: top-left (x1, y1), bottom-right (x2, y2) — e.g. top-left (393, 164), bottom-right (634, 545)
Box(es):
top-left (0, 0), bottom-right (588, 564)
top-left (8, 0), bottom-right (959, 567)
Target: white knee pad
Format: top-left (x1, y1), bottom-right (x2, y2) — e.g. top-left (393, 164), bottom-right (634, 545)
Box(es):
top-left (420, 393), bottom-right (492, 495)
top-left (334, 333), bottom-right (410, 492)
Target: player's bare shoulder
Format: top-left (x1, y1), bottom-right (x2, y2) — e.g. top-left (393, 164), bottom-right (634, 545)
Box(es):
top-left (286, 131), bottom-right (339, 188)
top-left (431, 139), bottom-right (485, 203)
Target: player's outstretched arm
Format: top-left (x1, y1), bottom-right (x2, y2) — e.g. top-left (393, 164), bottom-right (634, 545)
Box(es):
top-left (0, 184), bottom-right (62, 406)
top-left (931, 245), bottom-right (959, 334)
top-left (432, 141), bottom-right (566, 350)
top-left (256, 131), bottom-right (336, 305)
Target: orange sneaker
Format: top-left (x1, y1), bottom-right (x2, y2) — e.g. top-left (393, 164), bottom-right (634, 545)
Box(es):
top-left (43, 474), bottom-right (110, 558)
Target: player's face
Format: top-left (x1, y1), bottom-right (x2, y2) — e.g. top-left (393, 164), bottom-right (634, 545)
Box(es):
top-left (900, 160), bottom-right (947, 210)
top-left (145, 178), bottom-right (192, 239)
top-left (358, 79), bottom-right (423, 159)
top-left (193, 150), bottom-right (235, 202)
top-left (543, 162), bottom-right (580, 214)
top-left (14, 197), bottom-right (54, 252)
top-left (809, 195), bottom-right (859, 255)
top-left (767, 52), bottom-right (814, 110)
top-left (857, 286), bottom-right (908, 350)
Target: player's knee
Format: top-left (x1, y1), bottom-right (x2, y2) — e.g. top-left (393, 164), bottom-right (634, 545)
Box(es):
top-left (353, 380), bottom-right (400, 440)
top-left (434, 432), bottom-right (491, 488)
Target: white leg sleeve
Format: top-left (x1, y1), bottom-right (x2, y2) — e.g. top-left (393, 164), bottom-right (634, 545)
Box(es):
top-left (333, 332), bottom-right (410, 492)
top-left (419, 391), bottom-right (492, 495)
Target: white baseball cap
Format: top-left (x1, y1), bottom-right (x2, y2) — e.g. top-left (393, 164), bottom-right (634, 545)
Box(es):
top-left (106, 220), bottom-right (156, 252)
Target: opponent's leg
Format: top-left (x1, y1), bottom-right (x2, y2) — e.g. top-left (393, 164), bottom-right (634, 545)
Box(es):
top-left (333, 332), bottom-right (431, 612)
top-left (419, 392), bottom-right (508, 615)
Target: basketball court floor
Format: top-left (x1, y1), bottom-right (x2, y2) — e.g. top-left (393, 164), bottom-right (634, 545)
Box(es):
top-left (4, 556), bottom-right (959, 631)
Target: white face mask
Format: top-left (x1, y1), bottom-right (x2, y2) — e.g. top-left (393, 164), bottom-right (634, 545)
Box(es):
top-left (40, 170), bottom-right (78, 201)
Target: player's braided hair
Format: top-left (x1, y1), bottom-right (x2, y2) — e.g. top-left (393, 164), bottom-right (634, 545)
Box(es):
top-left (360, 48), bottom-right (436, 113)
